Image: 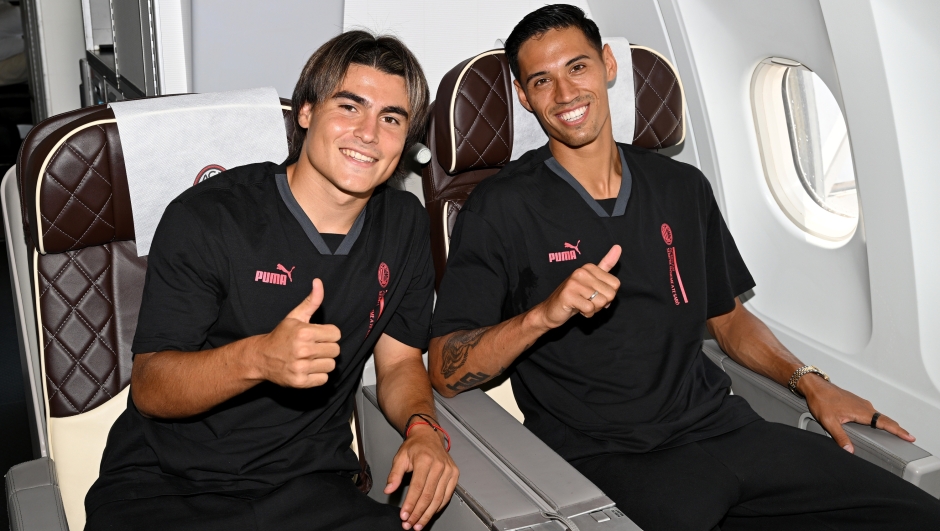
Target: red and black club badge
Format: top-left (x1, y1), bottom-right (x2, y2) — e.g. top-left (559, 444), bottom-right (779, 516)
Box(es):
top-left (193, 164), bottom-right (226, 186)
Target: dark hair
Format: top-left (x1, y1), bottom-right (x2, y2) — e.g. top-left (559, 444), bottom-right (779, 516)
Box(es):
top-left (505, 4), bottom-right (603, 81)
top-left (286, 30), bottom-right (430, 175)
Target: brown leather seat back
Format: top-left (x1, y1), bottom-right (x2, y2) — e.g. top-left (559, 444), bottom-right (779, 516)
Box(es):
top-left (422, 46), bottom-right (686, 289)
top-left (16, 98), bottom-right (294, 418)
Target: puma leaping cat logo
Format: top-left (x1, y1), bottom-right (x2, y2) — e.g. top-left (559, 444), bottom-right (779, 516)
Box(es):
top-left (564, 240), bottom-right (581, 255)
top-left (276, 264), bottom-right (295, 282)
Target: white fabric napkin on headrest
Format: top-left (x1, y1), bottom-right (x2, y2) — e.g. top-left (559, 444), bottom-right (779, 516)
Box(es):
top-left (510, 37), bottom-right (636, 160)
top-left (110, 87), bottom-right (288, 256)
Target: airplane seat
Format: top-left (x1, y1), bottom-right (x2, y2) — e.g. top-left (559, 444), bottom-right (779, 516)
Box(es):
top-left (421, 45), bottom-right (686, 420)
top-left (419, 43), bottom-right (940, 501)
top-left (2, 98), bottom-right (295, 531)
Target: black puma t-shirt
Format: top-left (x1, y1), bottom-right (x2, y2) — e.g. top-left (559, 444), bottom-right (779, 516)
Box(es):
top-left (431, 144), bottom-right (760, 461)
top-left (86, 162), bottom-right (434, 513)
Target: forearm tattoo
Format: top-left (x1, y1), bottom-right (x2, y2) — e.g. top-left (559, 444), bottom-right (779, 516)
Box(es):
top-left (445, 367), bottom-right (505, 393)
top-left (440, 327), bottom-right (491, 378)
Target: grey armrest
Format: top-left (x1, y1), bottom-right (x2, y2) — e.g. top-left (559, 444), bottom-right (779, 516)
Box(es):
top-left (436, 388), bottom-right (616, 520)
top-left (359, 385), bottom-right (641, 530)
top-left (703, 340), bottom-right (940, 498)
top-left (5, 458), bottom-right (69, 531)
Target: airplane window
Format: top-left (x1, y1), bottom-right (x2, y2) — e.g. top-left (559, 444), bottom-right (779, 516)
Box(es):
top-left (752, 58), bottom-right (858, 241)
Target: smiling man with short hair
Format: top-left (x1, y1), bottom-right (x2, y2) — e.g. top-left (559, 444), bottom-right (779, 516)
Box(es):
top-left (429, 5), bottom-right (940, 530)
top-left (85, 31), bottom-right (457, 531)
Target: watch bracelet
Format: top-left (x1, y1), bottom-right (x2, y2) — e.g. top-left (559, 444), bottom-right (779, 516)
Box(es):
top-left (787, 365), bottom-right (830, 397)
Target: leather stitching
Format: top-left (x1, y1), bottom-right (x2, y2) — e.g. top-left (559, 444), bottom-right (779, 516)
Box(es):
top-left (40, 131), bottom-right (117, 251)
top-left (71, 249), bottom-right (114, 304)
top-left (42, 139), bottom-right (111, 230)
top-left (39, 247), bottom-right (119, 415)
top-left (452, 62), bottom-right (511, 168)
top-left (633, 55), bottom-right (681, 148)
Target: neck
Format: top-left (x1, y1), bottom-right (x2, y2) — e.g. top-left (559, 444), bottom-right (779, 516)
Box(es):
top-left (548, 125), bottom-right (622, 199)
top-left (286, 156), bottom-right (371, 235)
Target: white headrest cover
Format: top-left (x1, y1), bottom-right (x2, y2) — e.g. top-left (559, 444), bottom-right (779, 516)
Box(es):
top-left (110, 87), bottom-right (288, 256)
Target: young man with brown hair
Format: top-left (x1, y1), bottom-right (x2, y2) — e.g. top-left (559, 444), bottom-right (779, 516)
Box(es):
top-left (85, 31), bottom-right (456, 531)
top-left (429, 5), bottom-right (940, 530)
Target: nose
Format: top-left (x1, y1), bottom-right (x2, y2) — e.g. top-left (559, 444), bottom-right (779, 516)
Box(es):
top-left (554, 75), bottom-right (578, 104)
top-left (354, 112), bottom-right (379, 144)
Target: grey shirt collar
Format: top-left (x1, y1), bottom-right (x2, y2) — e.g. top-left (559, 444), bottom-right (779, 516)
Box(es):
top-left (275, 173), bottom-right (366, 256)
top-left (544, 146), bottom-right (632, 218)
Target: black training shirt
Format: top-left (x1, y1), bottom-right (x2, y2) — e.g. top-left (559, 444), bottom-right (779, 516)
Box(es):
top-left (87, 162), bottom-right (434, 512)
top-left (432, 144), bottom-right (760, 461)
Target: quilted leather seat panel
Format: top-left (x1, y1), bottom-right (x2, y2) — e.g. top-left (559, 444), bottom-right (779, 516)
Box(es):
top-left (434, 51), bottom-right (513, 175)
top-left (39, 122), bottom-right (127, 254)
top-left (37, 240), bottom-right (146, 418)
top-left (632, 48), bottom-right (684, 149)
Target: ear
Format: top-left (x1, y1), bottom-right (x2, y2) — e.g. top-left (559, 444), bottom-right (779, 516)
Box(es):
top-left (602, 43), bottom-right (618, 84)
top-left (297, 102), bottom-right (314, 129)
top-left (513, 80), bottom-right (534, 113)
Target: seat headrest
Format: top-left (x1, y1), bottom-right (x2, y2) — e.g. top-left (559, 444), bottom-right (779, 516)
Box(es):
top-left (16, 97), bottom-right (294, 255)
top-left (432, 50), bottom-right (514, 176)
top-left (432, 45), bottom-right (685, 175)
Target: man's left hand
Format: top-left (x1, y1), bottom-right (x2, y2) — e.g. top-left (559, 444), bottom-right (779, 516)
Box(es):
top-left (800, 374), bottom-right (915, 453)
top-left (385, 425), bottom-right (459, 530)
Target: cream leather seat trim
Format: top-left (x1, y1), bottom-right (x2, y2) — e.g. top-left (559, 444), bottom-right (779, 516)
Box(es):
top-left (49, 387), bottom-right (129, 531)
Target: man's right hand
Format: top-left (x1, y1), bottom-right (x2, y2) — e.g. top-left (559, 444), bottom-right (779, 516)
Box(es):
top-left (532, 245), bottom-right (622, 330)
top-left (253, 278), bottom-right (341, 388)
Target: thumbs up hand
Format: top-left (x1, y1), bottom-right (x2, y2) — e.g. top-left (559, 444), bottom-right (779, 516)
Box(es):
top-left (532, 245), bottom-right (622, 331)
top-left (253, 279), bottom-right (342, 388)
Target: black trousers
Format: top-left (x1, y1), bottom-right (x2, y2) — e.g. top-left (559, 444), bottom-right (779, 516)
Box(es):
top-left (84, 472), bottom-right (401, 531)
top-left (572, 419), bottom-right (940, 531)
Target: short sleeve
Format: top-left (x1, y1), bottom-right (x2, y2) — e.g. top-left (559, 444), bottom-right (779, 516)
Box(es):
top-left (704, 196), bottom-right (756, 319)
top-left (132, 202), bottom-right (226, 354)
top-left (383, 213), bottom-right (435, 351)
top-left (431, 209), bottom-right (510, 337)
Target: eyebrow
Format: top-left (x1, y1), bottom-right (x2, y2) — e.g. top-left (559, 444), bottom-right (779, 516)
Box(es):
top-left (524, 54), bottom-right (592, 85)
top-left (333, 90), bottom-right (409, 119)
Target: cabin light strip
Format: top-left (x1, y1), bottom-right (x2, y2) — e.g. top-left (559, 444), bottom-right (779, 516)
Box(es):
top-left (448, 49), bottom-right (506, 174)
top-left (34, 104), bottom-right (293, 255)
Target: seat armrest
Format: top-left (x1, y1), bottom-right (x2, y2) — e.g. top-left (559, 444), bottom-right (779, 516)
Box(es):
top-left (359, 386), bottom-right (642, 530)
top-left (435, 388), bottom-right (614, 519)
top-left (703, 340), bottom-right (940, 498)
top-left (5, 458), bottom-right (69, 531)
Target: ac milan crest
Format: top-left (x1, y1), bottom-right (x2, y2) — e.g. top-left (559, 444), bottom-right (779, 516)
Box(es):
top-left (194, 164), bottom-right (226, 186)
top-left (378, 262), bottom-right (390, 288)
top-left (661, 223), bottom-right (674, 245)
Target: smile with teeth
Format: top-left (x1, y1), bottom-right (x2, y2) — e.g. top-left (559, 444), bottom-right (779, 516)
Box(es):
top-left (341, 148), bottom-right (377, 163)
top-left (559, 105), bottom-right (588, 122)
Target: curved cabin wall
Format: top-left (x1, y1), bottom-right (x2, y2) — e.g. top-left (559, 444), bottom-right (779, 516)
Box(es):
top-left (665, 0), bottom-right (940, 455)
top-left (861, 0), bottom-right (940, 406)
